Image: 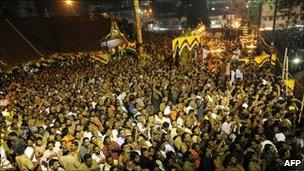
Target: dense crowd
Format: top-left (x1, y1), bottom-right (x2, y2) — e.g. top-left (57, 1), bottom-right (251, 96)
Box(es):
top-left (0, 32), bottom-right (303, 171)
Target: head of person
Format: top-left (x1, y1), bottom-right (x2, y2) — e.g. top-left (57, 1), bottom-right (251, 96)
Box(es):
top-left (82, 137), bottom-right (90, 148)
top-left (61, 140), bottom-right (68, 149)
top-left (47, 141), bottom-right (55, 151)
top-left (49, 159), bottom-right (61, 171)
top-left (104, 136), bottom-right (111, 145)
top-left (8, 132), bottom-right (17, 140)
top-left (125, 160), bottom-right (135, 171)
top-left (83, 154), bottom-right (93, 167)
top-left (16, 146), bottom-right (25, 156)
top-left (27, 137), bottom-right (34, 147)
top-left (130, 151), bottom-right (140, 163)
top-left (250, 152), bottom-right (259, 162)
top-left (230, 156), bottom-right (238, 166)
top-left (122, 143), bottom-right (131, 154)
top-left (141, 148), bottom-right (150, 158)
top-left (35, 137), bottom-right (43, 146)
top-left (71, 141), bottom-right (79, 151)
top-left (93, 145), bottom-right (100, 155)
top-left (62, 148), bottom-right (70, 156)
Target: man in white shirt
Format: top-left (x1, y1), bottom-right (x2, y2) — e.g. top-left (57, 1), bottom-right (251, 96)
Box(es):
top-left (24, 138), bottom-right (37, 162)
top-left (221, 117), bottom-right (232, 135)
top-left (92, 145), bottom-right (105, 164)
top-left (0, 145), bottom-right (13, 169)
top-left (235, 68), bottom-right (243, 81)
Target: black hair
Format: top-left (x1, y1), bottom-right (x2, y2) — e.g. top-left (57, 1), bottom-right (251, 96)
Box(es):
top-left (16, 147), bottom-right (25, 155)
top-left (49, 159), bottom-right (59, 168)
top-left (162, 122), bottom-right (170, 129)
top-left (72, 141), bottom-right (79, 147)
top-left (130, 151), bottom-right (139, 159)
top-left (35, 136), bottom-right (43, 141)
top-left (82, 137), bottom-right (89, 144)
top-left (62, 148), bottom-right (70, 156)
top-left (47, 141), bottom-right (55, 146)
top-left (8, 132), bottom-right (17, 137)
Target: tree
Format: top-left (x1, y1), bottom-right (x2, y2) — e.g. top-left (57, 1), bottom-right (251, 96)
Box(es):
top-left (180, 0), bottom-right (210, 27)
top-left (276, 0), bottom-right (303, 24)
top-left (249, 0), bottom-right (304, 25)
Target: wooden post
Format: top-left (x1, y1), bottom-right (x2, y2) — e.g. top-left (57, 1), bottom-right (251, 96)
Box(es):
top-left (133, 0), bottom-right (144, 60)
top-left (299, 94), bottom-right (304, 123)
top-left (285, 55), bottom-right (289, 96)
top-left (282, 47), bottom-right (288, 78)
top-left (301, 94), bottom-right (304, 112)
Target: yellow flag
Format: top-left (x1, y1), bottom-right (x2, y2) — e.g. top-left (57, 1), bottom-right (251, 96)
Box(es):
top-left (285, 79), bottom-right (295, 90)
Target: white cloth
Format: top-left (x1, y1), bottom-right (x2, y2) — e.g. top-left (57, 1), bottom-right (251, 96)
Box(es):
top-left (231, 70), bottom-right (236, 83)
top-left (165, 144), bottom-right (175, 153)
top-left (183, 128), bottom-right (192, 134)
top-left (155, 116), bottom-right (171, 126)
top-left (203, 48), bottom-right (209, 59)
top-left (156, 160), bottom-right (165, 171)
top-left (170, 128), bottom-right (178, 139)
top-left (136, 123), bottom-right (146, 133)
top-left (116, 137), bottom-right (125, 146)
top-left (235, 69), bottom-right (243, 80)
top-left (185, 106), bottom-right (193, 114)
top-left (275, 132), bottom-right (286, 142)
top-left (242, 103), bottom-right (249, 108)
top-left (221, 122), bottom-right (231, 135)
top-left (164, 106), bottom-right (171, 116)
top-left (0, 147), bottom-right (6, 160)
top-left (176, 117), bottom-right (184, 127)
top-left (83, 131), bottom-right (93, 140)
top-left (111, 129), bottom-right (118, 141)
top-left (92, 153), bottom-right (105, 163)
top-left (117, 92), bottom-right (126, 104)
top-left (261, 140), bottom-right (277, 152)
top-left (54, 141), bottom-right (61, 151)
top-left (0, 146), bottom-right (12, 169)
top-left (24, 146), bottom-right (37, 162)
top-left (92, 102), bottom-right (97, 109)
top-left (0, 99), bottom-right (9, 106)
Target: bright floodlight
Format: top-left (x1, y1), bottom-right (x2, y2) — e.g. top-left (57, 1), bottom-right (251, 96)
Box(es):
top-left (293, 58), bottom-right (300, 64)
top-left (65, 0), bottom-right (73, 6)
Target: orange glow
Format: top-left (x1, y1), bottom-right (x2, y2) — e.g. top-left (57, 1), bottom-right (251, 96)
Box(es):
top-left (65, 0), bottom-right (73, 6)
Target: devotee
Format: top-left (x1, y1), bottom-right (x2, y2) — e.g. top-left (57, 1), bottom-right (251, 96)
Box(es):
top-left (0, 31), bottom-right (303, 171)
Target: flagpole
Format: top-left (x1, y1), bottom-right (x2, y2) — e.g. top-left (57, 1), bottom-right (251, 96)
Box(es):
top-left (282, 48), bottom-right (287, 79)
top-left (285, 55), bottom-right (289, 96)
top-left (299, 94), bottom-right (304, 123)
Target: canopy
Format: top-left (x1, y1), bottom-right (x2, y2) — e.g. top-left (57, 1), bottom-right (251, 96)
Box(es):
top-left (0, 16), bottom-right (111, 68)
top-left (172, 23), bottom-right (206, 58)
top-left (100, 19), bottom-right (129, 49)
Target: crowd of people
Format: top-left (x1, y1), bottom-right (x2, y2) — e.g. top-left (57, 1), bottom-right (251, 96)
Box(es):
top-left (0, 31), bottom-right (303, 171)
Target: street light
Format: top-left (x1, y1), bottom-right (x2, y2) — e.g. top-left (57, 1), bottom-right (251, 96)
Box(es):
top-left (65, 0), bottom-right (73, 6)
top-left (293, 58), bottom-right (301, 64)
top-left (65, 0), bottom-right (73, 16)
